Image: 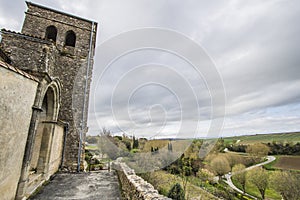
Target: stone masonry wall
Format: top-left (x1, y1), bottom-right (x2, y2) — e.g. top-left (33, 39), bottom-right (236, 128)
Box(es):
top-left (0, 31), bottom-right (52, 74)
top-left (112, 159), bottom-right (171, 200)
top-left (22, 2), bottom-right (97, 57)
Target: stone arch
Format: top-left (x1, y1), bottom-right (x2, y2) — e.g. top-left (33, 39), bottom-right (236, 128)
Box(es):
top-left (65, 30), bottom-right (76, 47)
top-left (29, 79), bottom-right (61, 175)
top-left (45, 26), bottom-right (58, 42)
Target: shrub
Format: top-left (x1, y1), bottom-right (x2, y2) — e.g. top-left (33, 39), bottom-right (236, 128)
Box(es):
top-left (168, 183), bottom-right (185, 200)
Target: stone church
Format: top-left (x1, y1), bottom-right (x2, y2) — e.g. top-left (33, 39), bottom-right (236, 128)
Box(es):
top-left (0, 2), bottom-right (97, 199)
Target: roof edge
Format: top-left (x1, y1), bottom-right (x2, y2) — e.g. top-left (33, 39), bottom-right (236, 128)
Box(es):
top-left (26, 1), bottom-right (98, 24)
top-left (0, 60), bottom-right (39, 82)
top-left (1, 28), bottom-right (51, 44)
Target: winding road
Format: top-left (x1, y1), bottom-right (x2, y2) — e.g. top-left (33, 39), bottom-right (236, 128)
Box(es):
top-left (224, 156), bottom-right (276, 200)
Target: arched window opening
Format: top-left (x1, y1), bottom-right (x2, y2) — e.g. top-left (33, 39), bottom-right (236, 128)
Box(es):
top-left (45, 26), bottom-right (57, 42)
top-left (65, 30), bottom-right (76, 47)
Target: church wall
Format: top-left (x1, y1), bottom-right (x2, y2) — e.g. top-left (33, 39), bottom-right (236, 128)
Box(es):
top-left (0, 65), bottom-right (38, 200)
top-left (47, 124), bottom-right (64, 176)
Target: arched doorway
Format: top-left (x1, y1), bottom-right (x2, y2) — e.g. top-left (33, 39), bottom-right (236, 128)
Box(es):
top-left (26, 85), bottom-right (59, 192)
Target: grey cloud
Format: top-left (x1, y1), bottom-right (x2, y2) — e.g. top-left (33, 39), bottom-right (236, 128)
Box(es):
top-left (1, 0), bottom-right (300, 137)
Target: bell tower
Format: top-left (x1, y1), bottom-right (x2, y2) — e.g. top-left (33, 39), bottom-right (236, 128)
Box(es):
top-left (1, 1), bottom-right (98, 171)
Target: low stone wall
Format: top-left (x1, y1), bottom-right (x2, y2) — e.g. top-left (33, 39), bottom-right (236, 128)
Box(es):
top-left (112, 159), bottom-right (171, 200)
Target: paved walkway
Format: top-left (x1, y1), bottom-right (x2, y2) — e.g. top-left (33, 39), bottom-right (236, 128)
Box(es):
top-left (30, 171), bottom-right (121, 200)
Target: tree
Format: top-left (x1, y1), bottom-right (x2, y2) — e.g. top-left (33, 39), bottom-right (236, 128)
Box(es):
top-left (246, 143), bottom-right (270, 159)
top-left (210, 156), bottom-right (231, 180)
top-left (132, 136), bottom-right (139, 149)
top-left (168, 183), bottom-right (185, 200)
top-left (247, 168), bottom-right (268, 199)
top-left (168, 142), bottom-right (173, 152)
top-left (225, 153), bottom-right (241, 170)
top-left (270, 171), bottom-right (300, 200)
top-left (197, 168), bottom-right (214, 183)
top-left (86, 136), bottom-right (98, 144)
top-left (232, 164), bottom-right (247, 193)
top-left (179, 158), bottom-right (192, 197)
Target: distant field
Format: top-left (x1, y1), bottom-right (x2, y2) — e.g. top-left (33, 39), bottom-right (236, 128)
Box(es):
top-left (141, 139), bottom-right (170, 152)
top-left (141, 139), bottom-right (192, 153)
top-left (273, 156), bottom-right (300, 170)
top-left (224, 132), bottom-right (300, 145)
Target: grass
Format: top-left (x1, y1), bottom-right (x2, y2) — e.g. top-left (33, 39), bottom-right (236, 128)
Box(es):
top-left (263, 157), bottom-right (278, 170)
top-left (140, 170), bottom-right (219, 200)
top-left (85, 145), bottom-right (99, 150)
top-left (224, 132), bottom-right (300, 145)
top-left (232, 171), bottom-right (282, 200)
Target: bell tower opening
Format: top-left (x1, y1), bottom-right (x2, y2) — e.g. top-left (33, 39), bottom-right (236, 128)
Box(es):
top-left (45, 26), bottom-right (57, 42)
top-left (65, 30), bottom-right (76, 47)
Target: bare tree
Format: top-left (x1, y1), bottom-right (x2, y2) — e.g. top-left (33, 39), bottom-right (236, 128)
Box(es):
top-left (247, 167), bottom-right (268, 199)
top-left (232, 164), bottom-right (247, 193)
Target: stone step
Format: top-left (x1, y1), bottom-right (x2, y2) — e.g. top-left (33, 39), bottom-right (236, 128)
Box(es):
top-left (26, 173), bottom-right (44, 197)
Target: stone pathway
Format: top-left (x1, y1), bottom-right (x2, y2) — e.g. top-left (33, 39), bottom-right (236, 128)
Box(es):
top-left (30, 171), bottom-right (121, 200)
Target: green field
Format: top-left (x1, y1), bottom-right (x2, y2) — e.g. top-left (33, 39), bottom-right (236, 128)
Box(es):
top-left (224, 132), bottom-right (300, 145)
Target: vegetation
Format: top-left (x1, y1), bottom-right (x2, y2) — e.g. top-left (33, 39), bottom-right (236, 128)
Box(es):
top-left (232, 173), bottom-right (281, 200)
top-left (139, 170), bottom-right (219, 200)
top-left (270, 171), bottom-right (300, 200)
top-left (210, 155), bottom-right (230, 179)
top-left (168, 183), bottom-right (185, 200)
top-left (224, 132), bottom-right (300, 145)
top-left (85, 131), bottom-right (300, 199)
top-left (267, 141), bottom-right (300, 155)
top-left (228, 141), bottom-right (300, 156)
top-left (246, 143), bottom-right (269, 158)
top-left (247, 168), bottom-right (269, 199)
top-left (232, 164), bottom-right (246, 193)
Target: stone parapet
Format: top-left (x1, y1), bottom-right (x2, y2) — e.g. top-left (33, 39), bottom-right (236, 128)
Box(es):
top-left (112, 158), bottom-right (171, 200)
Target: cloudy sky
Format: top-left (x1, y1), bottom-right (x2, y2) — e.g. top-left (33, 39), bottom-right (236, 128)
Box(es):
top-left (1, 0), bottom-right (300, 138)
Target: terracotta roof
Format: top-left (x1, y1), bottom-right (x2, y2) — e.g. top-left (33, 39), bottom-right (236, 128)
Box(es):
top-left (26, 1), bottom-right (97, 24)
top-left (0, 60), bottom-right (39, 82)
